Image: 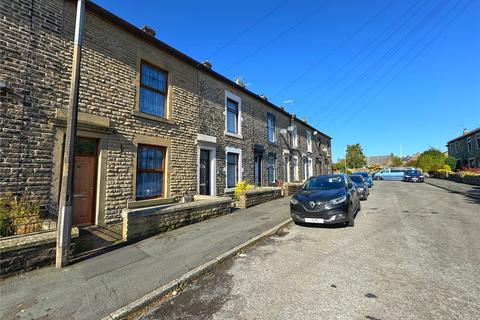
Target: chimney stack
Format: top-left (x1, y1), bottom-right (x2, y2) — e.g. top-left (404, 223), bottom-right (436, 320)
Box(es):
top-left (259, 94), bottom-right (268, 101)
top-left (463, 128), bottom-right (469, 135)
top-left (141, 25), bottom-right (156, 37)
top-left (202, 60), bottom-right (212, 69)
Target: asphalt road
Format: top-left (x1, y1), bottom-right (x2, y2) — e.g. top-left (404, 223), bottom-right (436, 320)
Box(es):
top-left (140, 181), bottom-right (480, 320)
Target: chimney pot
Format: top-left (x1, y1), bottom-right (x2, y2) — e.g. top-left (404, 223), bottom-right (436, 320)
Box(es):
top-left (141, 25), bottom-right (156, 37)
top-left (463, 128), bottom-right (468, 135)
top-left (202, 60), bottom-right (212, 69)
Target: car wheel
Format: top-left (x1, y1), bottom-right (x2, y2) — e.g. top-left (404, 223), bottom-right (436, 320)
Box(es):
top-left (357, 201), bottom-right (361, 212)
top-left (347, 211), bottom-right (355, 227)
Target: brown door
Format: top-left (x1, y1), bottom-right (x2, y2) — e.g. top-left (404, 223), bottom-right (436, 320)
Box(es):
top-left (72, 138), bottom-right (98, 225)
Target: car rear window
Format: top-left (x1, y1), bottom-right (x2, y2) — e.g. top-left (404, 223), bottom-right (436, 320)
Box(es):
top-left (349, 175), bottom-right (364, 183)
top-left (303, 176), bottom-right (345, 190)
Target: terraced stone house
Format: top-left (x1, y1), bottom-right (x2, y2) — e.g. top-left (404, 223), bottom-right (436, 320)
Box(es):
top-left (0, 0), bottom-right (332, 229)
top-left (447, 128), bottom-right (480, 168)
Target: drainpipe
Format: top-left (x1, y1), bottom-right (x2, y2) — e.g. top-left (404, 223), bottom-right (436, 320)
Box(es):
top-left (56, 0), bottom-right (85, 268)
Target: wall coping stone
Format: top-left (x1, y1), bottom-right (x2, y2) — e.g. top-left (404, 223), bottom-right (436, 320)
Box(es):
top-left (0, 228), bottom-right (79, 254)
top-left (123, 197), bottom-right (232, 219)
top-left (243, 187), bottom-right (282, 195)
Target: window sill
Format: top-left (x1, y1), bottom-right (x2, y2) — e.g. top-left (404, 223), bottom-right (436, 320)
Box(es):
top-left (224, 187), bottom-right (235, 193)
top-left (132, 110), bottom-right (175, 125)
top-left (224, 131), bottom-right (243, 139)
top-left (127, 197), bottom-right (175, 209)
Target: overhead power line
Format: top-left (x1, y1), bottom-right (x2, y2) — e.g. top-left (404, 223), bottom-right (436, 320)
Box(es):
top-left (293, 0), bottom-right (430, 110)
top-left (221, 0), bottom-right (332, 73)
top-left (206, 0), bottom-right (290, 60)
top-left (327, 0), bottom-right (472, 135)
top-left (315, 0), bottom-right (449, 125)
top-left (271, 0), bottom-right (396, 100)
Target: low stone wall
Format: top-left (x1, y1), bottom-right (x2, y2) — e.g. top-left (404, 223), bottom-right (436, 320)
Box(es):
top-left (237, 187), bottom-right (283, 209)
top-left (283, 183), bottom-right (303, 196)
top-left (0, 228), bottom-right (79, 278)
top-left (432, 173), bottom-right (480, 186)
top-left (122, 196), bottom-right (232, 242)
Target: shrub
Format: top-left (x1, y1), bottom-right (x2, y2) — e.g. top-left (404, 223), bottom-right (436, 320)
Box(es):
top-left (436, 164), bottom-right (452, 173)
top-left (0, 192), bottom-right (41, 237)
top-left (445, 156), bottom-right (457, 171)
top-left (234, 181), bottom-right (253, 199)
top-left (417, 148), bottom-right (445, 173)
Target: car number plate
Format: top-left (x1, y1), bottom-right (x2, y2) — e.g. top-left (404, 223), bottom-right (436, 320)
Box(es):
top-left (413, 178), bottom-right (418, 181)
top-left (305, 218), bottom-right (324, 223)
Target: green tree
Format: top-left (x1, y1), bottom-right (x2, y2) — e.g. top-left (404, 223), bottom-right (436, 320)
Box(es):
top-left (417, 148), bottom-right (445, 173)
top-left (406, 159), bottom-right (418, 167)
top-left (345, 144), bottom-right (366, 169)
top-left (390, 154), bottom-right (402, 167)
top-left (332, 159), bottom-right (346, 173)
top-left (445, 156), bottom-right (457, 171)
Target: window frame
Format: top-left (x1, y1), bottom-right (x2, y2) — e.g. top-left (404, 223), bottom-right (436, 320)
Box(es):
top-left (307, 131), bottom-right (312, 153)
top-left (290, 125), bottom-right (298, 149)
top-left (455, 141), bottom-right (459, 153)
top-left (225, 147), bottom-right (242, 191)
top-left (476, 134), bottom-right (480, 149)
top-left (467, 137), bottom-right (472, 152)
top-left (267, 153), bottom-right (276, 184)
top-left (224, 91), bottom-right (243, 138)
top-left (138, 60), bottom-right (168, 118)
top-left (267, 113), bottom-right (276, 143)
top-left (135, 144), bottom-right (166, 200)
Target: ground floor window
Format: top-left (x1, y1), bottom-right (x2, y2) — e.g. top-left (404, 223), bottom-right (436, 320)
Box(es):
top-left (136, 144), bottom-right (165, 200)
top-left (227, 152), bottom-right (239, 188)
top-left (468, 158), bottom-right (476, 168)
top-left (267, 153), bottom-right (276, 184)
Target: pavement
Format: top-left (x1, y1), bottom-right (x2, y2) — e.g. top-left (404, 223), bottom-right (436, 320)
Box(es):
top-left (141, 181), bottom-right (480, 320)
top-left (0, 197), bottom-right (291, 320)
top-left (425, 177), bottom-right (480, 200)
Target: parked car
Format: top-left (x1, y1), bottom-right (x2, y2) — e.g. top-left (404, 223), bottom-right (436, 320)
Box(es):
top-left (356, 171), bottom-right (373, 187)
top-left (403, 169), bottom-right (425, 182)
top-left (290, 174), bottom-right (361, 227)
top-left (373, 167), bottom-right (406, 181)
top-left (348, 174), bottom-right (369, 200)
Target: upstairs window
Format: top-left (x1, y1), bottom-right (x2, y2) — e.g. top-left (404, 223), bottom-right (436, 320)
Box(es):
top-left (136, 145), bottom-right (165, 200)
top-left (476, 134), bottom-right (480, 149)
top-left (467, 137), bottom-right (472, 151)
top-left (307, 131), bottom-right (312, 152)
top-left (226, 98), bottom-right (239, 134)
top-left (267, 113), bottom-right (276, 143)
top-left (455, 142), bottom-right (459, 153)
top-left (139, 62), bottom-right (167, 117)
top-left (290, 126), bottom-right (298, 149)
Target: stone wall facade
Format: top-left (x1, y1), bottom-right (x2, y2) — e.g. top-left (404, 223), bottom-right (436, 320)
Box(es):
top-left (1, 0), bottom-right (332, 227)
top-left (237, 188), bottom-right (283, 209)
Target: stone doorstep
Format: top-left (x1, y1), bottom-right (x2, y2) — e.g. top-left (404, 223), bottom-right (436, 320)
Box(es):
top-left (0, 228), bottom-right (79, 254)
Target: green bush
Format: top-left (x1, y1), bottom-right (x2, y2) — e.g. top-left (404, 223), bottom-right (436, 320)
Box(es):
top-left (436, 164), bottom-right (452, 173)
top-left (417, 148), bottom-right (445, 173)
top-left (445, 156), bottom-right (457, 171)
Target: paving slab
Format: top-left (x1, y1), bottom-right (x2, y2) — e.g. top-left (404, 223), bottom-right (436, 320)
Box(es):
top-left (0, 197), bottom-right (291, 320)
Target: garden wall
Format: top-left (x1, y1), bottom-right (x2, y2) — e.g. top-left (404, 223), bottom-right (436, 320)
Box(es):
top-left (432, 173), bottom-right (480, 186)
top-left (122, 196), bottom-right (232, 242)
top-left (0, 228), bottom-right (79, 277)
top-left (283, 183), bottom-right (303, 196)
top-left (236, 187), bottom-right (283, 209)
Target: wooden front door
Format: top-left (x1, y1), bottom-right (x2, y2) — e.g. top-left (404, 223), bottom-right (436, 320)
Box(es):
top-left (72, 138), bottom-right (98, 225)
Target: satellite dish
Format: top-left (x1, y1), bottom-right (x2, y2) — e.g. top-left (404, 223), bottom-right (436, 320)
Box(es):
top-left (280, 128), bottom-right (287, 135)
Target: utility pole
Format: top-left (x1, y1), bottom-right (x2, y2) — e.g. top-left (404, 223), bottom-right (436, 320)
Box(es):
top-left (56, 0), bottom-right (85, 268)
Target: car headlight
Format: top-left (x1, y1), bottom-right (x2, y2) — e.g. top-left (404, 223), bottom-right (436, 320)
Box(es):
top-left (405, 175), bottom-right (411, 178)
top-left (290, 197), bottom-right (298, 205)
top-left (330, 195), bottom-right (347, 205)
top-left (419, 175), bottom-right (424, 178)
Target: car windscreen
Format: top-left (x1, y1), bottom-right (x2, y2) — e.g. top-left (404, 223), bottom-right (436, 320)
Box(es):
top-left (406, 170), bottom-right (420, 175)
top-left (391, 169), bottom-right (405, 173)
top-left (303, 176), bottom-right (344, 190)
top-left (349, 175), bottom-right (364, 183)
top-left (358, 172), bottom-right (369, 177)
